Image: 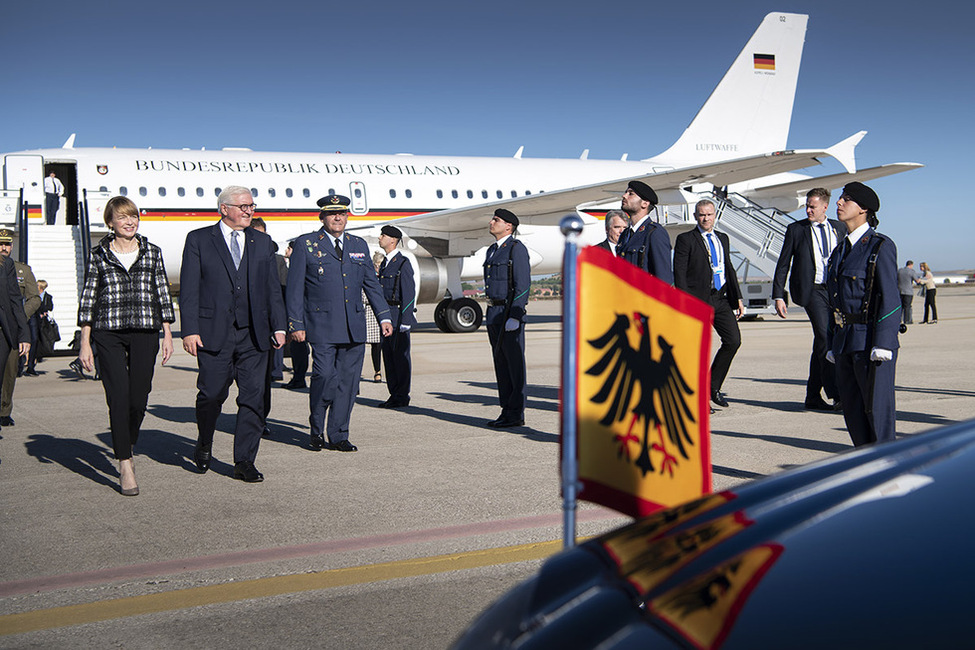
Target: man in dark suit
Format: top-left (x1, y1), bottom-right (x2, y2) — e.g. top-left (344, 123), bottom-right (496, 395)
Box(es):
top-left (595, 210), bottom-right (627, 255)
top-left (180, 186), bottom-right (286, 482)
top-left (616, 181), bottom-right (674, 284)
top-left (376, 225), bottom-right (416, 409)
top-left (826, 182), bottom-right (899, 447)
top-left (772, 188), bottom-right (847, 411)
top-left (288, 195), bottom-right (392, 452)
top-left (0, 255), bottom-right (30, 431)
top-left (674, 199), bottom-right (743, 408)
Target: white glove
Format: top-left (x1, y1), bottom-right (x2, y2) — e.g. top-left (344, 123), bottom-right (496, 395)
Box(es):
top-left (504, 318), bottom-right (520, 332)
top-left (826, 350), bottom-right (835, 364)
top-left (399, 324), bottom-right (411, 332)
top-left (870, 348), bottom-right (893, 362)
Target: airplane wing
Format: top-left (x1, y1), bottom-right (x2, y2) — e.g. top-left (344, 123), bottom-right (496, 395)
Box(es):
top-left (358, 149), bottom-right (834, 258)
top-left (743, 162), bottom-right (924, 211)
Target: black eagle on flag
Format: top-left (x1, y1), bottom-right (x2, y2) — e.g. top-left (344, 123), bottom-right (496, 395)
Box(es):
top-left (586, 312), bottom-right (696, 477)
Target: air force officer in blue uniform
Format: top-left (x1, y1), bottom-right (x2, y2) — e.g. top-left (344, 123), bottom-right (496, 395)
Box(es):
top-left (616, 181), bottom-right (674, 284)
top-left (180, 186), bottom-right (286, 482)
top-left (287, 195), bottom-right (392, 452)
top-left (376, 225), bottom-right (416, 409)
top-left (826, 182), bottom-right (900, 447)
top-left (484, 208), bottom-right (530, 428)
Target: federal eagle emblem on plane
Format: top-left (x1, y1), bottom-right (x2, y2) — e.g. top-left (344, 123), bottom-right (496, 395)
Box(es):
top-left (97, 165), bottom-right (108, 175)
top-left (585, 312), bottom-right (696, 478)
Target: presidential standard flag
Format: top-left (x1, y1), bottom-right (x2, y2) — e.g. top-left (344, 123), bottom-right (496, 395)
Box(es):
top-left (572, 246), bottom-right (713, 517)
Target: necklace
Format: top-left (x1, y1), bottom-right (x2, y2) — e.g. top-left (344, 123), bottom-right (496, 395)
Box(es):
top-left (111, 238), bottom-right (138, 255)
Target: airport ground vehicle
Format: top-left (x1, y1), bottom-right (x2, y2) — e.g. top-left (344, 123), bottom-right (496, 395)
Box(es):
top-left (454, 419), bottom-right (975, 649)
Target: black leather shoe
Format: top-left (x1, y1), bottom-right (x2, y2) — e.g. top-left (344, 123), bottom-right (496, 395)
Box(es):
top-left (233, 461), bottom-right (264, 483)
top-left (262, 425), bottom-right (272, 438)
top-left (832, 399), bottom-right (844, 412)
top-left (194, 443), bottom-right (212, 473)
top-left (378, 398), bottom-right (410, 409)
top-left (310, 433), bottom-right (325, 451)
top-left (804, 397), bottom-right (833, 411)
top-left (489, 417), bottom-right (525, 428)
top-left (326, 440), bottom-right (358, 452)
top-left (0, 416), bottom-right (13, 426)
top-left (711, 391), bottom-right (730, 408)
top-left (24, 370), bottom-right (39, 377)
top-left (284, 379), bottom-right (307, 390)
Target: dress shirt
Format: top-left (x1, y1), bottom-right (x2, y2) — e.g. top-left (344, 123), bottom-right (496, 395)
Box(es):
top-left (218, 220), bottom-right (246, 259)
top-left (699, 226), bottom-right (725, 290)
top-left (811, 220), bottom-right (837, 285)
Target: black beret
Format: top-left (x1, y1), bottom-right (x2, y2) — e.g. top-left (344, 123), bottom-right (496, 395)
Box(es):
top-left (494, 208), bottom-right (519, 228)
top-left (841, 182), bottom-right (880, 213)
top-left (381, 224), bottom-right (402, 239)
top-left (627, 180), bottom-right (658, 205)
top-left (317, 194), bottom-right (351, 212)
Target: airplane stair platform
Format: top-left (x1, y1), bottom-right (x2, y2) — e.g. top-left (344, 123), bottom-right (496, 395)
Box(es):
top-left (26, 225), bottom-right (87, 351)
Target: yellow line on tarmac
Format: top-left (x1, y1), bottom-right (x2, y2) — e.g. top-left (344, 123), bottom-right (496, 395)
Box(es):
top-left (0, 540), bottom-right (564, 637)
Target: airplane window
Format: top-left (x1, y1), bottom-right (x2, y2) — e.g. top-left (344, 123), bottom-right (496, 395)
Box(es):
top-left (303, 189), bottom-right (310, 198)
top-left (511, 191), bottom-right (517, 198)
top-left (405, 189), bottom-right (412, 199)
top-left (251, 188), bottom-right (259, 197)
top-left (197, 188), bottom-right (204, 197)
top-left (286, 188), bottom-right (293, 198)
top-left (158, 187), bottom-right (167, 197)
top-left (389, 189), bottom-right (396, 199)
top-left (451, 190), bottom-right (458, 199)
top-left (328, 188), bottom-right (335, 195)
top-left (268, 188), bottom-right (276, 198)
top-left (496, 190), bottom-right (503, 199)
top-left (178, 187), bottom-right (185, 197)
top-left (215, 188), bottom-right (222, 197)
top-left (354, 188), bottom-right (362, 198)
top-left (466, 190), bottom-right (473, 199)
top-left (525, 190), bottom-right (532, 195)
top-left (120, 187), bottom-right (128, 196)
top-left (437, 190), bottom-right (443, 199)
top-left (139, 187), bottom-right (147, 197)
top-left (99, 186), bottom-right (108, 192)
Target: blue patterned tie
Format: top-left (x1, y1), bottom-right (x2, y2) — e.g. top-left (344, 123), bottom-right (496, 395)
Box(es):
top-left (230, 231), bottom-right (241, 269)
top-left (707, 233), bottom-right (723, 291)
top-left (817, 224), bottom-right (830, 278)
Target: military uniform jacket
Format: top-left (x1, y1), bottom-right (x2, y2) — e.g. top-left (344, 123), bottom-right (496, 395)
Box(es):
top-left (826, 228), bottom-right (900, 355)
top-left (617, 218), bottom-right (674, 284)
top-left (378, 253), bottom-right (417, 330)
top-left (286, 228), bottom-right (390, 344)
top-left (483, 237), bottom-right (530, 326)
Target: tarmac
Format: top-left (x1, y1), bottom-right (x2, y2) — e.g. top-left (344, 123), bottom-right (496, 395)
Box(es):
top-left (2, 287), bottom-right (974, 648)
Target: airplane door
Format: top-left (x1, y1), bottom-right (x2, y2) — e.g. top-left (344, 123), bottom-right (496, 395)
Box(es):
top-left (3, 154), bottom-right (44, 211)
top-left (349, 181), bottom-right (368, 215)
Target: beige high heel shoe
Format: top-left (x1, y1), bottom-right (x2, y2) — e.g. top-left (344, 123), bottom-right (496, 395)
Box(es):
top-left (119, 458), bottom-right (139, 496)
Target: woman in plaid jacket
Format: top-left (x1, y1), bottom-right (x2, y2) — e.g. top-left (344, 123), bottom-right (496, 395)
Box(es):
top-left (78, 196), bottom-right (175, 496)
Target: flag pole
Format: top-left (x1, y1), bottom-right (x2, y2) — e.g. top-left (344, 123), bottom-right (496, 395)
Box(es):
top-left (560, 214), bottom-right (584, 549)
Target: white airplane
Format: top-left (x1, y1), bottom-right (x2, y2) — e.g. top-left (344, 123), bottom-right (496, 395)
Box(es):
top-left (1, 11), bottom-right (920, 335)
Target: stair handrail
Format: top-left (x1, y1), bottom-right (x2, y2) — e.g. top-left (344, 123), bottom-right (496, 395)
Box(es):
top-left (17, 188), bottom-right (28, 263)
top-left (79, 189), bottom-right (92, 270)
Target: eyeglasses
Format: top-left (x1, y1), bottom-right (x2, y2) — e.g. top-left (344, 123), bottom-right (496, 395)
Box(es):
top-left (226, 203), bottom-right (257, 212)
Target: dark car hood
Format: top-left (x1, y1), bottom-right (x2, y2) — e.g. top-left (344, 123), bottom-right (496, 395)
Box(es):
top-left (455, 419), bottom-right (975, 649)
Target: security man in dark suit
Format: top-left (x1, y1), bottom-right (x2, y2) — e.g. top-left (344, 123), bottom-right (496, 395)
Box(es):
top-left (484, 208), bottom-right (531, 428)
top-left (826, 182), bottom-right (900, 447)
top-left (772, 188), bottom-right (848, 411)
top-left (287, 195), bottom-right (392, 452)
top-left (616, 181), bottom-right (674, 284)
top-left (376, 225), bottom-right (416, 409)
top-left (674, 199), bottom-right (744, 408)
top-left (595, 210), bottom-right (628, 255)
top-left (0, 255), bottom-right (30, 427)
top-left (180, 186), bottom-right (286, 482)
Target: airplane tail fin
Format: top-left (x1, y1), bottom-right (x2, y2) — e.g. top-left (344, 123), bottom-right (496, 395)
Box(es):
top-left (653, 12), bottom-right (808, 167)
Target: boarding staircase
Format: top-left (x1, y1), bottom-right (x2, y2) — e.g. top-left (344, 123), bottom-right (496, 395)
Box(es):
top-left (26, 226), bottom-right (87, 350)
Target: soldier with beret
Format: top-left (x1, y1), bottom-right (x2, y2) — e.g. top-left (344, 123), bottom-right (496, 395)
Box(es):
top-left (825, 182), bottom-right (900, 447)
top-left (616, 180), bottom-right (674, 284)
top-left (376, 225), bottom-right (416, 409)
top-left (484, 209), bottom-right (531, 428)
top-left (287, 195), bottom-right (392, 452)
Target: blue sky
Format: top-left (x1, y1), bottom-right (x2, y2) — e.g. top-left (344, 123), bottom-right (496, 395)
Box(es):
top-left (3, 0), bottom-right (973, 270)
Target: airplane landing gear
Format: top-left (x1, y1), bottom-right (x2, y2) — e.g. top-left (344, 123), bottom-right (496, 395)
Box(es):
top-left (434, 298), bottom-right (483, 333)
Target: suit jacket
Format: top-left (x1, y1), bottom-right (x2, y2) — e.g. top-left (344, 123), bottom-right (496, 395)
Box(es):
top-left (826, 229), bottom-right (900, 355)
top-left (595, 239), bottom-right (613, 252)
top-left (772, 218), bottom-right (847, 307)
top-left (617, 218), bottom-right (674, 284)
top-left (179, 223), bottom-right (285, 352)
top-left (0, 258), bottom-right (29, 348)
top-left (673, 228), bottom-right (741, 307)
top-left (378, 253), bottom-right (417, 329)
top-left (286, 228), bottom-right (390, 344)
